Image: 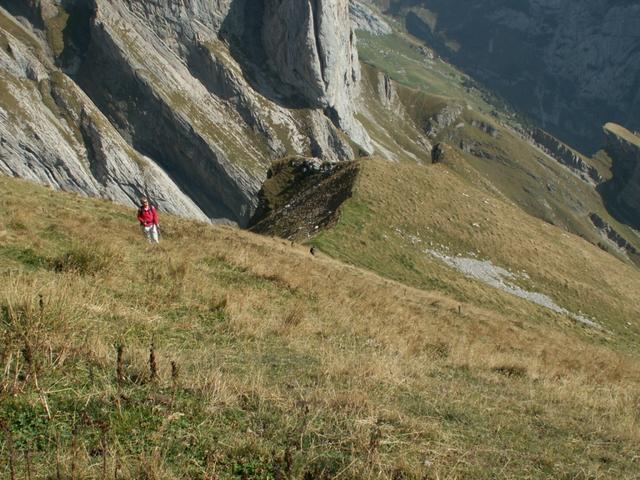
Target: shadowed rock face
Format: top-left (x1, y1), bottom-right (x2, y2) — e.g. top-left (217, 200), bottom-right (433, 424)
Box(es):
top-left (600, 123), bottom-right (640, 230)
top-left (371, 0), bottom-right (640, 154)
top-left (0, 0), bottom-right (369, 224)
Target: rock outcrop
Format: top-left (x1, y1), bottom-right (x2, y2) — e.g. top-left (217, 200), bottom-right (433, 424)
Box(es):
top-left (375, 72), bottom-right (400, 113)
top-left (424, 104), bottom-right (463, 139)
top-left (532, 129), bottom-right (602, 184)
top-left (250, 157), bottom-right (360, 241)
top-left (601, 123), bottom-right (640, 229)
top-left (0, 0), bottom-right (371, 225)
top-left (589, 212), bottom-right (638, 257)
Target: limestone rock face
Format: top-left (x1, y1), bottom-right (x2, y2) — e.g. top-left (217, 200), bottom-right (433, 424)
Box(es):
top-left (0, 0), bottom-right (371, 225)
top-left (602, 123), bottom-right (640, 229)
top-left (349, 0), bottom-right (392, 36)
top-left (262, 0), bottom-right (372, 153)
top-left (0, 14), bottom-right (207, 220)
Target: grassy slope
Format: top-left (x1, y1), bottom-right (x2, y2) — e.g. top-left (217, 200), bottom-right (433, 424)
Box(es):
top-left (356, 30), bottom-right (640, 260)
top-left (604, 123), bottom-right (640, 148)
top-left (1, 175), bottom-right (639, 479)
top-left (312, 156), bottom-right (640, 345)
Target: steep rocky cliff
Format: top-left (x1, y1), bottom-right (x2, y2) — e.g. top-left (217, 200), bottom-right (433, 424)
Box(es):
top-left (0, 0), bottom-right (371, 224)
top-left (369, 0), bottom-right (640, 154)
top-left (531, 129), bottom-right (602, 185)
top-left (0, 6), bottom-right (209, 220)
top-left (601, 123), bottom-right (640, 229)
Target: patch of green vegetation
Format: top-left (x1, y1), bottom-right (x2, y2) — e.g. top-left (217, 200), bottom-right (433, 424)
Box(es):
top-left (0, 9), bottom-right (43, 54)
top-left (203, 254), bottom-right (299, 297)
top-left (358, 31), bottom-right (478, 106)
top-left (43, 6), bottom-right (69, 58)
top-left (0, 245), bottom-right (48, 269)
top-left (36, 76), bottom-right (86, 149)
top-left (591, 150), bottom-right (614, 180)
top-left (50, 244), bottom-right (120, 275)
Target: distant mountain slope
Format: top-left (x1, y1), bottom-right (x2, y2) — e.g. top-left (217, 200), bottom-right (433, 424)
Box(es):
top-left (368, 0), bottom-right (640, 154)
top-left (351, 29), bottom-right (640, 267)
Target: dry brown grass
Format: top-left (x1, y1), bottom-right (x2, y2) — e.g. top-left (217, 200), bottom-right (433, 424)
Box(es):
top-left (1, 174), bottom-right (640, 478)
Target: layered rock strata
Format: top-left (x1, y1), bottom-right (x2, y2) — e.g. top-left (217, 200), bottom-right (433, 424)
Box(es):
top-left (0, 0), bottom-right (371, 224)
top-left (532, 129), bottom-right (602, 184)
top-left (0, 10), bottom-right (208, 219)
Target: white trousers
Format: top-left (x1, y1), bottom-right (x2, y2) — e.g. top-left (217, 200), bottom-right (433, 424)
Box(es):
top-left (142, 224), bottom-right (159, 243)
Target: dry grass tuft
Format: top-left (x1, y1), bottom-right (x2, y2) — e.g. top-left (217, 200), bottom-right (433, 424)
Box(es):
top-left (50, 243), bottom-right (121, 275)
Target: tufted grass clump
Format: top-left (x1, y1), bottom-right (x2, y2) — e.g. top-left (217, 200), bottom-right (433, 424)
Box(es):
top-left (50, 243), bottom-right (119, 275)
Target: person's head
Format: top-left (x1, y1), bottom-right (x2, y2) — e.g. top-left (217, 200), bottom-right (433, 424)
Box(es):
top-left (140, 196), bottom-right (149, 207)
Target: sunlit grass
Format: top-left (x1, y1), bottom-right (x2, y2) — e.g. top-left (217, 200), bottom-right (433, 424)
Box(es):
top-left (1, 174), bottom-right (639, 478)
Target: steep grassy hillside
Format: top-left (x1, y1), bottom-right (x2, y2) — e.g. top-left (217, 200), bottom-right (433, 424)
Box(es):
top-left (313, 156), bottom-right (640, 347)
top-left (1, 174), bottom-right (640, 479)
top-left (355, 28), bottom-right (640, 264)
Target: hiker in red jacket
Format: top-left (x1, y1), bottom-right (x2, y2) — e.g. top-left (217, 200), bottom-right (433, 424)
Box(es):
top-left (137, 197), bottom-right (160, 244)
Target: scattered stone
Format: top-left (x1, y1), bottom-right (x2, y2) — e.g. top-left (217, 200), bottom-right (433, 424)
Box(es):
top-left (425, 249), bottom-right (601, 328)
top-left (471, 119), bottom-right (499, 138)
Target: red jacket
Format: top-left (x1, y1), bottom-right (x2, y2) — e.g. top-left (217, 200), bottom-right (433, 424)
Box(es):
top-left (137, 205), bottom-right (158, 227)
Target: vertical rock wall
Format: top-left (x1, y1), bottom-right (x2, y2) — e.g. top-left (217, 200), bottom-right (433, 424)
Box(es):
top-left (263, 0), bottom-right (372, 153)
top-left (602, 123), bottom-right (640, 229)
